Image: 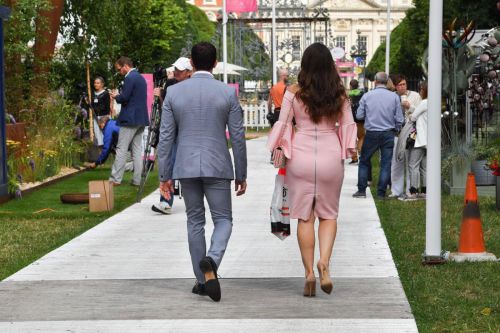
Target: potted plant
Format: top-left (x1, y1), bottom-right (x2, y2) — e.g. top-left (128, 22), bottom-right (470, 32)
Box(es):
top-left (485, 147), bottom-right (500, 210)
top-left (471, 142), bottom-right (498, 186)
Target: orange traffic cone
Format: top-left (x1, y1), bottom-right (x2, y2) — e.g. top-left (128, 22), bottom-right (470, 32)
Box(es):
top-left (464, 172), bottom-right (478, 205)
top-left (450, 173), bottom-right (496, 262)
top-left (458, 202), bottom-right (486, 253)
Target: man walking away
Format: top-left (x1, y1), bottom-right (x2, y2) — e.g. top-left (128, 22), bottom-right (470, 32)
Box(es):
top-left (158, 42), bottom-right (247, 302)
top-left (109, 56), bottom-right (149, 186)
top-left (267, 68), bottom-right (288, 127)
top-left (352, 72), bottom-right (404, 199)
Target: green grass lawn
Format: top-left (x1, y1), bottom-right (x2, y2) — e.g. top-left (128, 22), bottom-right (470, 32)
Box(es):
top-left (0, 163), bottom-right (159, 281)
top-left (368, 155), bottom-right (499, 332)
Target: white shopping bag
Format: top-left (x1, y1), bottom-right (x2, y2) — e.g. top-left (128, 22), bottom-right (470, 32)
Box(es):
top-left (270, 168), bottom-right (290, 240)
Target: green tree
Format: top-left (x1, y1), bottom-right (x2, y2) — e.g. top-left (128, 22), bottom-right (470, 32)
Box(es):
top-left (366, 0), bottom-right (500, 79)
top-left (54, 0), bottom-right (195, 100)
top-left (2, 0), bottom-right (50, 116)
top-left (212, 22), bottom-right (271, 82)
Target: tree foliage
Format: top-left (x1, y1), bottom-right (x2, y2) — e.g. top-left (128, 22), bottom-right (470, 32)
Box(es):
top-left (212, 22), bottom-right (271, 82)
top-left (366, 0), bottom-right (500, 79)
top-left (3, 0), bottom-right (50, 114)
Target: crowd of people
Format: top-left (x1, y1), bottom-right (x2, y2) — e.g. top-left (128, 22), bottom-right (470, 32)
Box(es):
top-left (350, 73), bottom-right (428, 201)
top-left (82, 40), bottom-right (428, 303)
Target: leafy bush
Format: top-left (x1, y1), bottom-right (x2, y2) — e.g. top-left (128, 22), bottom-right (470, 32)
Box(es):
top-left (7, 94), bottom-right (85, 189)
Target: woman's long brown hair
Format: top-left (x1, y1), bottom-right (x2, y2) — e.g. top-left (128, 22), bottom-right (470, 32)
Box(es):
top-left (296, 43), bottom-right (347, 123)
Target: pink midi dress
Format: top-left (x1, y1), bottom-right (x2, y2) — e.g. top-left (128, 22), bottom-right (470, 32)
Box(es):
top-left (267, 90), bottom-right (357, 220)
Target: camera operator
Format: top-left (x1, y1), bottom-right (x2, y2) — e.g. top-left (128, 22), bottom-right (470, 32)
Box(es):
top-left (151, 57), bottom-right (192, 215)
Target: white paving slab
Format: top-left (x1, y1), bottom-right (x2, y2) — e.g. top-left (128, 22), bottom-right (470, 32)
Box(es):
top-left (2, 137), bottom-right (417, 332)
top-left (7, 137), bottom-right (397, 281)
top-left (0, 319), bottom-right (419, 333)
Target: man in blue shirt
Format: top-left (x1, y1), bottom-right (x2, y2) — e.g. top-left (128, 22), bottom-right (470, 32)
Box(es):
top-left (353, 72), bottom-right (404, 199)
top-left (89, 116), bottom-right (120, 167)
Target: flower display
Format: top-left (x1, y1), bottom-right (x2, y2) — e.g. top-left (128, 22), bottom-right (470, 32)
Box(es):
top-left (486, 153), bottom-right (500, 177)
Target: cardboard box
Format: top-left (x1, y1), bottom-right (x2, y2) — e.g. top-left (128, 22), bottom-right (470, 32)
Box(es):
top-left (89, 180), bottom-right (114, 212)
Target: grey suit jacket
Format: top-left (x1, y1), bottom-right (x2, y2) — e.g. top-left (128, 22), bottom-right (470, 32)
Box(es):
top-left (158, 72), bottom-right (247, 182)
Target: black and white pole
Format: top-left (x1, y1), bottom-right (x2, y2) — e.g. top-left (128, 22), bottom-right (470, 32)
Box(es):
top-left (0, 6), bottom-right (11, 199)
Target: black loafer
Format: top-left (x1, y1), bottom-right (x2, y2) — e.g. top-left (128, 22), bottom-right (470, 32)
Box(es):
top-left (199, 256), bottom-right (220, 302)
top-left (192, 282), bottom-right (207, 296)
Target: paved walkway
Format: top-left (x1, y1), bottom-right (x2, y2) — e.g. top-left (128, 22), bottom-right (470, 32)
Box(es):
top-left (0, 137), bottom-right (418, 332)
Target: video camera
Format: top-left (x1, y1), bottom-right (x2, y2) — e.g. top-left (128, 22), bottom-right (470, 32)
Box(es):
top-left (153, 64), bottom-right (168, 88)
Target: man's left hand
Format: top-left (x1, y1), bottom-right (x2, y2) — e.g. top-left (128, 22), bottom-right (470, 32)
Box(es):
top-left (402, 100), bottom-right (410, 109)
top-left (110, 89), bottom-right (119, 99)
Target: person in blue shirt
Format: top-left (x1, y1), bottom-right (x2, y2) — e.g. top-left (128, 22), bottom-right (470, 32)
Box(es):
top-left (89, 116), bottom-right (120, 168)
top-left (352, 72), bottom-right (404, 199)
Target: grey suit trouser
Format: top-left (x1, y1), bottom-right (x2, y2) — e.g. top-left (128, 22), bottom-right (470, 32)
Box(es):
top-left (109, 125), bottom-right (144, 185)
top-left (180, 178), bottom-right (233, 283)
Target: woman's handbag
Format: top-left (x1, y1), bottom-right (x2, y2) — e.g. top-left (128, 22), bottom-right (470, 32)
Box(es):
top-left (272, 147), bottom-right (286, 168)
top-left (406, 122), bottom-right (417, 149)
top-left (270, 168), bottom-right (290, 240)
top-left (271, 98), bottom-right (294, 168)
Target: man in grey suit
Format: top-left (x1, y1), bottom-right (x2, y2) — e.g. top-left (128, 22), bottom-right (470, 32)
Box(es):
top-left (158, 42), bottom-right (247, 302)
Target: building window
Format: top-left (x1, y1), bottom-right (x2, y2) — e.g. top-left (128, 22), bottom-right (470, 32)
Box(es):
top-left (315, 35), bottom-right (324, 44)
top-left (358, 36), bottom-right (367, 52)
top-left (380, 35), bottom-right (386, 45)
top-left (203, 0), bottom-right (216, 5)
top-left (335, 36), bottom-right (346, 50)
top-left (292, 36), bottom-right (301, 59)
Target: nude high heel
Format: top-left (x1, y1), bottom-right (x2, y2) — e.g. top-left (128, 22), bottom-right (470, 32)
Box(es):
top-left (317, 262), bottom-right (333, 294)
top-left (303, 277), bottom-right (316, 297)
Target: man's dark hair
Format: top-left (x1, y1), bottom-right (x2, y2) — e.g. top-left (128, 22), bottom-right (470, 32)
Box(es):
top-left (349, 79), bottom-right (359, 89)
top-left (191, 42), bottom-right (217, 71)
top-left (392, 74), bottom-right (407, 86)
top-left (115, 56), bottom-right (133, 67)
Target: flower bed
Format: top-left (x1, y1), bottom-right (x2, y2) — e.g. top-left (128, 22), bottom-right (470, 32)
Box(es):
top-left (6, 94), bottom-right (86, 197)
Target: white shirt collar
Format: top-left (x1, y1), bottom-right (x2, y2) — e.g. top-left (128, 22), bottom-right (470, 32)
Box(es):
top-left (192, 71), bottom-right (214, 78)
top-left (125, 68), bottom-right (136, 77)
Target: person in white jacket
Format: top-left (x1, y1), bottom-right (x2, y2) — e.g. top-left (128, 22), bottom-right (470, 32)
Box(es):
top-left (401, 82), bottom-right (428, 201)
top-left (390, 74), bottom-right (422, 198)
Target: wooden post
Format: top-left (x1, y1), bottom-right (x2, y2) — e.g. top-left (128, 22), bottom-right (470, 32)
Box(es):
top-left (86, 60), bottom-right (94, 142)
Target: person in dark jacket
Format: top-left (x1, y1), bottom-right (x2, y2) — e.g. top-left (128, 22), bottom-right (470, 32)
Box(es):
top-left (109, 56), bottom-right (149, 186)
top-left (89, 116), bottom-right (120, 168)
top-left (348, 79), bottom-right (364, 163)
top-left (91, 76), bottom-right (111, 146)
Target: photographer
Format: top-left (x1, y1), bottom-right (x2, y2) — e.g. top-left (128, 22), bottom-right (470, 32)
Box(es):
top-left (151, 57), bottom-right (192, 215)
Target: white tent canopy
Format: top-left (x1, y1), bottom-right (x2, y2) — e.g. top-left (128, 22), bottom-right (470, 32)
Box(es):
top-left (166, 61), bottom-right (247, 76)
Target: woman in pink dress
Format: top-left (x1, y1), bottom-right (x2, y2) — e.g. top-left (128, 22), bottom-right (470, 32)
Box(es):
top-left (268, 43), bottom-right (357, 297)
